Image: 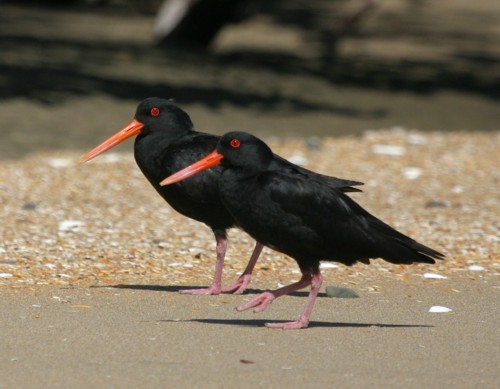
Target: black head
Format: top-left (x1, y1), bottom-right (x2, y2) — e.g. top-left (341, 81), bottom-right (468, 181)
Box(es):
top-left (79, 97), bottom-right (193, 163)
top-left (134, 97), bottom-right (194, 135)
top-left (217, 132), bottom-right (273, 171)
top-left (159, 132), bottom-right (274, 187)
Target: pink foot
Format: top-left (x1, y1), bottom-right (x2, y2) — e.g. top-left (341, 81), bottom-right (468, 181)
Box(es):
top-left (265, 319), bottom-right (309, 329)
top-left (179, 285), bottom-right (221, 295)
top-left (237, 291), bottom-right (275, 313)
top-left (220, 274), bottom-right (252, 294)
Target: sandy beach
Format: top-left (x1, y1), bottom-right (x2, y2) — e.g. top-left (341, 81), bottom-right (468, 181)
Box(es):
top-left (0, 1), bottom-right (499, 387)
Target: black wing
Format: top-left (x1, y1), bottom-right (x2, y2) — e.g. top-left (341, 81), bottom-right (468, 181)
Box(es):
top-left (271, 154), bottom-right (363, 193)
top-left (265, 171), bottom-right (443, 265)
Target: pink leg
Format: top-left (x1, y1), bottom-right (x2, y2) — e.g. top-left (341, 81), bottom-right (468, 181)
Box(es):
top-left (179, 231), bottom-right (227, 295)
top-left (237, 272), bottom-right (314, 314)
top-left (265, 272), bottom-right (323, 329)
top-left (221, 242), bottom-right (264, 294)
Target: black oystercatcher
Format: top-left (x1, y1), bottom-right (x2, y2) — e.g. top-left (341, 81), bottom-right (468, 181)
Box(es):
top-left (79, 98), bottom-right (258, 294)
top-left (160, 132), bottom-right (445, 329)
top-left (80, 98), bottom-right (362, 295)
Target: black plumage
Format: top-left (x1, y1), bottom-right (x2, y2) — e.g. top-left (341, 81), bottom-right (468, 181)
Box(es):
top-left (161, 131), bottom-right (445, 328)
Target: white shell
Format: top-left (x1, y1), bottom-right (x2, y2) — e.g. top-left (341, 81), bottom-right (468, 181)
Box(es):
top-left (429, 306), bottom-right (453, 313)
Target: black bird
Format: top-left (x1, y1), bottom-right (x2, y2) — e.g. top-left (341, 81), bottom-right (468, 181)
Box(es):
top-left (80, 98), bottom-right (362, 295)
top-left (160, 131), bottom-right (445, 329)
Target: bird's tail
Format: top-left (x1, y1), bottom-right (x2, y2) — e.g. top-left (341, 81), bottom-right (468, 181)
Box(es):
top-left (368, 216), bottom-right (445, 265)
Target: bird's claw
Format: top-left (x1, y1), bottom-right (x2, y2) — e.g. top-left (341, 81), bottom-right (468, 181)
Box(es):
top-left (220, 274), bottom-right (252, 294)
top-left (237, 291), bottom-right (275, 313)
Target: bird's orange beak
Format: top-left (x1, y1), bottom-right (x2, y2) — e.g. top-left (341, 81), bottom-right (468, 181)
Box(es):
top-left (160, 150), bottom-right (224, 186)
top-left (78, 119), bottom-right (145, 163)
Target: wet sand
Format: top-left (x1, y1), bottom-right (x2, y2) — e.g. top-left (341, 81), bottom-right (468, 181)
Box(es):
top-left (1, 276), bottom-right (498, 388)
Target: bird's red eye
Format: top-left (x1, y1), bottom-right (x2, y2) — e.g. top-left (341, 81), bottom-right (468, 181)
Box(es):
top-left (230, 139), bottom-right (241, 148)
top-left (150, 107), bottom-right (160, 116)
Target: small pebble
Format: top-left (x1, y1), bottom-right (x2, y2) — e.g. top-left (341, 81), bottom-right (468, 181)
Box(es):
top-left (425, 200), bottom-right (447, 208)
top-left (48, 158), bottom-right (73, 168)
top-left (406, 133), bottom-right (428, 145)
top-left (451, 185), bottom-right (465, 193)
top-left (325, 286), bottom-right (360, 298)
top-left (423, 273), bottom-right (447, 279)
top-left (371, 144), bottom-right (406, 156)
top-left (101, 153), bottom-right (122, 163)
top-left (402, 167), bottom-right (422, 180)
top-left (288, 153), bottom-right (308, 166)
top-left (22, 202), bottom-right (37, 210)
top-left (58, 220), bottom-right (85, 233)
top-left (306, 136), bottom-right (322, 151)
top-left (468, 265), bottom-right (485, 271)
top-left (320, 263), bottom-right (339, 269)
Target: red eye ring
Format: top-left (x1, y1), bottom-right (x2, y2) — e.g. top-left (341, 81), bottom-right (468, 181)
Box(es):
top-left (230, 138), bottom-right (241, 148)
top-left (150, 107), bottom-right (160, 117)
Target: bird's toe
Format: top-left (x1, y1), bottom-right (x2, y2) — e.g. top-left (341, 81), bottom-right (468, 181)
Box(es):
top-left (221, 275), bottom-right (252, 294)
top-left (237, 291), bottom-right (275, 312)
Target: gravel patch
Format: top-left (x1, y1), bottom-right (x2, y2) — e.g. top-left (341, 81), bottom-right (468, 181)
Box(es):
top-left (1, 129), bottom-right (498, 289)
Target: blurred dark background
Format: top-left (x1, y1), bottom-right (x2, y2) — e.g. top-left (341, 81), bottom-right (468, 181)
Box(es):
top-left (1, 0), bottom-right (499, 159)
